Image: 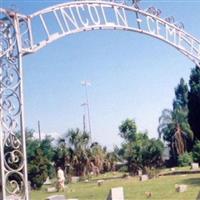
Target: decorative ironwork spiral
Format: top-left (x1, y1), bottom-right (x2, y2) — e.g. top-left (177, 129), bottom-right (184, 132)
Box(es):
top-left (175, 22), bottom-right (184, 30)
top-left (0, 10), bottom-right (26, 199)
top-left (19, 17), bottom-right (31, 49)
top-left (146, 7), bottom-right (161, 17)
top-left (165, 16), bottom-right (175, 24)
top-left (5, 171), bottom-right (25, 198)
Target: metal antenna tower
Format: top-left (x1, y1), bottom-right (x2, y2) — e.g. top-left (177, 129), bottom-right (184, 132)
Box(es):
top-left (81, 80), bottom-right (92, 140)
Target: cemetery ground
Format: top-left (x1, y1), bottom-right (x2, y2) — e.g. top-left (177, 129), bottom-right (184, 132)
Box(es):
top-left (31, 170), bottom-right (200, 200)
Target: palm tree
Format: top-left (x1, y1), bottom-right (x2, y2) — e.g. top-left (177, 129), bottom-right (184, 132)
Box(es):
top-left (89, 142), bottom-right (105, 175)
top-left (67, 128), bottom-right (89, 149)
top-left (66, 128), bottom-right (90, 176)
top-left (158, 108), bottom-right (193, 162)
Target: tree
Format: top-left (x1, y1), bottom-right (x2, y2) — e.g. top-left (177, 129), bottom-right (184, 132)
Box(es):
top-left (188, 66), bottom-right (200, 140)
top-left (119, 118), bottom-right (137, 142)
top-left (192, 141), bottom-right (200, 162)
top-left (158, 78), bottom-right (193, 163)
top-left (65, 128), bottom-right (90, 176)
top-left (26, 129), bottom-right (55, 189)
top-left (89, 142), bottom-right (105, 175)
top-left (40, 136), bottom-right (55, 178)
top-left (158, 109), bottom-right (192, 161)
top-left (173, 78), bottom-right (188, 111)
top-left (119, 119), bottom-right (164, 174)
top-left (141, 138), bottom-right (164, 168)
top-left (53, 138), bottom-right (71, 174)
top-left (28, 148), bottom-right (49, 189)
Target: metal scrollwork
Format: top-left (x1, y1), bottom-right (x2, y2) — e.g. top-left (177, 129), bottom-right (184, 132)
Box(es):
top-left (146, 6), bottom-right (161, 17)
top-left (0, 1), bottom-right (200, 200)
top-left (165, 16), bottom-right (184, 30)
top-left (5, 171), bottom-right (25, 198)
top-left (175, 22), bottom-right (185, 30)
top-left (165, 16), bottom-right (175, 24)
top-left (0, 9), bottom-right (28, 199)
top-left (19, 17), bottom-right (31, 49)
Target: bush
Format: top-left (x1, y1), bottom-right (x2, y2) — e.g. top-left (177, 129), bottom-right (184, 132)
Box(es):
top-left (145, 167), bottom-right (161, 179)
top-left (28, 148), bottom-right (49, 189)
top-left (178, 152), bottom-right (193, 167)
top-left (192, 141), bottom-right (200, 162)
top-left (118, 165), bottom-right (128, 172)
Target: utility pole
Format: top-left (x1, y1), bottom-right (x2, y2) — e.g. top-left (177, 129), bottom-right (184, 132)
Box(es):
top-left (38, 120), bottom-right (41, 141)
top-left (81, 80), bottom-right (92, 140)
top-left (81, 102), bottom-right (87, 133)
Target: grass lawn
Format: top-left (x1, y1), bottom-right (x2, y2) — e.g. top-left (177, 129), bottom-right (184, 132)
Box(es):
top-left (31, 172), bottom-right (200, 200)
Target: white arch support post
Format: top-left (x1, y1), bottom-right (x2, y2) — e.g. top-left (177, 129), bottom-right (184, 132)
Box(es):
top-left (0, 1), bottom-right (200, 199)
top-left (0, 9), bottom-right (29, 200)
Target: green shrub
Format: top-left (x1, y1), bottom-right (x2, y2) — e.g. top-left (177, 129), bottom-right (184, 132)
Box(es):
top-left (145, 167), bottom-right (161, 179)
top-left (178, 152), bottom-right (193, 167)
top-left (28, 148), bottom-right (49, 189)
top-left (118, 165), bottom-right (128, 172)
top-left (192, 141), bottom-right (200, 163)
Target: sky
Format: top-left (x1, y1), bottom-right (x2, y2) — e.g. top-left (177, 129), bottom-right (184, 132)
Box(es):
top-left (1, 0), bottom-right (200, 150)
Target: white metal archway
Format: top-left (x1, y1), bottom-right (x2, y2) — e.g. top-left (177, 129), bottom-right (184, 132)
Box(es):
top-left (0, 1), bottom-right (200, 199)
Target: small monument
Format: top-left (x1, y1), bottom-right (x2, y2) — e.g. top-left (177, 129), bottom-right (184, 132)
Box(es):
top-left (107, 187), bottom-right (124, 200)
top-left (145, 192), bottom-right (152, 198)
top-left (139, 175), bottom-right (149, 181)
top-left (71, 176), bottom-right (80, 183)
top-left (191, 163), bottom-right (199, 170)
top-left (44, 176), bottom-right (52, 185)
top-left (97, 180), bottom-right (104, 186)
top-left (138, 170), bottom-right (142, 176)
top-left (196, 191), bottom-right (200, 200)
top-left (175, 184), bottom-right (188, 193)
top-left (170, 167), bottom-right (176, 171)
top-left (46, 195), bottom-right (67, 200)
top-left (46, 187), bottom-right (57, 193)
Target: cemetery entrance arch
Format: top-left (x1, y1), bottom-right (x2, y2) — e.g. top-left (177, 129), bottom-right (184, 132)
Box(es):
top-left (0, 1), bottom-right (200, 199)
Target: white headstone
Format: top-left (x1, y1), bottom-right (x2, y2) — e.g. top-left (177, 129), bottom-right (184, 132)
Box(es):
top-left (97, 179), bottom-right (104, 186)
top-left (71, 176), bottom-right (80, 183)
top-left (46, 195), bottom-right (66, 200)
top-left (44, 176), bottom-right (52, 185)
top-left (139, 175), bottom-right (148, 181)
top-left (138, 170), bottom-right (142, 176)
top-left (175, 184), bottom-right (188, 193)
top-left (191, 163), bottom-right (199, 170)
top-left (46, 187), bottom-right (57, 193)
top-left (107, 187), bottom-right (124, 200)
top-left (170, 168), bottom-right (176, 171)
top-left (68, 199), bottom-right (79, 200)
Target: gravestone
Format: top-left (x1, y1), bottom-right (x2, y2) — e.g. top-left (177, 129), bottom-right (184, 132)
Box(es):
top-left (145, 192), bottom-right (152, 198)
top-left (68, 199), bottom-right (79, 200)
top-left (71, 176), bottom-right (80, 183)
top-left (196, 191), bottom-right (200, 200)
top-left (191, 163), bottom-right (199, 170)
top-left (46, 195), bottom-right (66, 200)
top-left (46, 187), bottom-right (57, 193)
top-left (138, 170), bottom-right (142, 176)
top-left (175, 184), bottom-right (188, 193)
top-left (44, 176), bottom-right (52, 185)
top-left (139, 175), bottom-right (148, 181)
top-left (97, 179), bottom-right (104, 186)
top-left (107, 187), bottom-right (124, 200)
